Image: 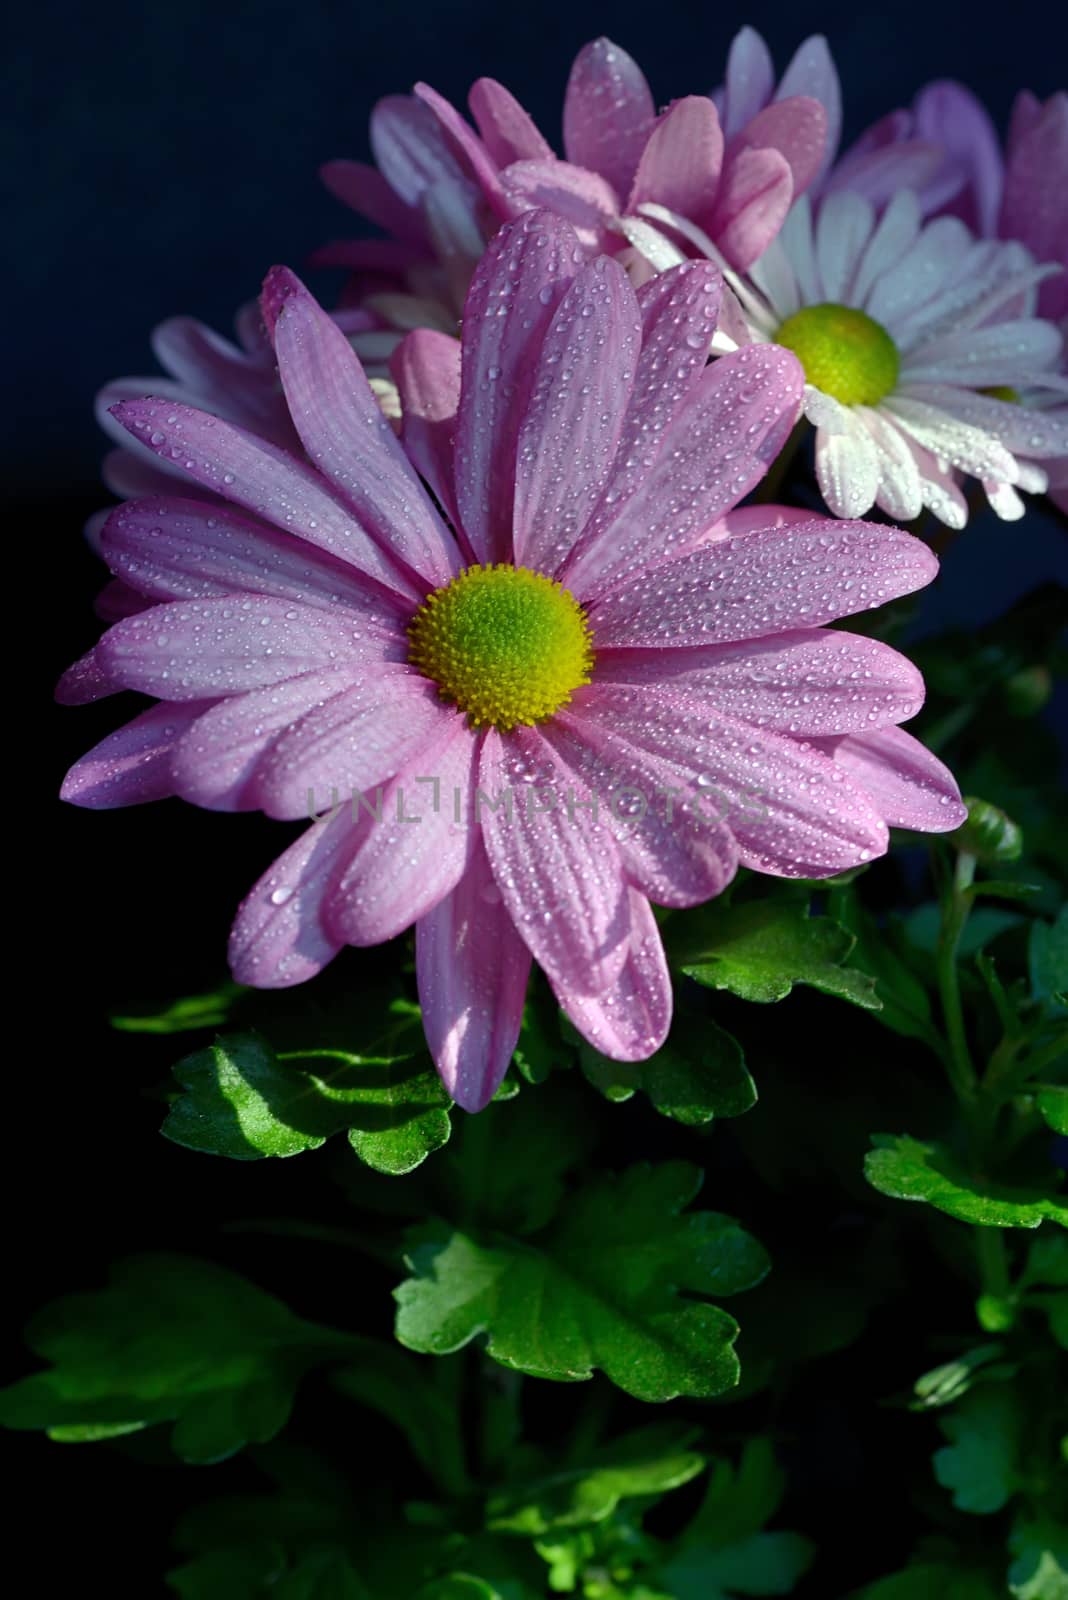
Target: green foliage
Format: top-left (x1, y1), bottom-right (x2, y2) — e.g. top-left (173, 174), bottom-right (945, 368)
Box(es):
top-left (395, 1160), bottom-right (769, 1401)
top-left (164, 1029), bottom-right (452, 1176)
top-left (865, 1134), bottom-right (1068, 1229)
top-left (578, 1010), bottom-right (756, 1125)
top-left (0, 1256), bottom-right (354, 1463)
top-left (672, 897), bottom-right (880, 1009)
top-left (932, 1383), bottom-right (1020, 1512)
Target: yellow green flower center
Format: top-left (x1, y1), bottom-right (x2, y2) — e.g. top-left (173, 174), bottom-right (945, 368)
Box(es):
top-left (982, 386), bottom-right (1019, 403)
top-left (407, 563), bottom-right (594, 729)
top-left (775, 302), bottom-right (900, 406)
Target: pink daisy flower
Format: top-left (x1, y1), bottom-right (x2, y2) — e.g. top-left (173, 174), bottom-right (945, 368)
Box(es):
top-left (712, 192), bottom-right (1068, 524)
top-left (320, 33), bottom-right (830, 330)
top-left (60, 214), bottom-right (963, 1112)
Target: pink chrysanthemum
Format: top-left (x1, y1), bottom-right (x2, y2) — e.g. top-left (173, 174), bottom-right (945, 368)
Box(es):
top-left (60, 214), bottom-right (964, 1111)
top-left (320, 32), bottom-right (830, 330)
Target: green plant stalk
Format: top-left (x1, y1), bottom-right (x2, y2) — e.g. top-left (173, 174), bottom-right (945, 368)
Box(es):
top-left (935, 848), bottom-right (1012, 1307)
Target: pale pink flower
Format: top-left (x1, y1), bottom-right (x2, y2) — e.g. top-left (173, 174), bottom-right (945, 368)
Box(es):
top-left (321, 33), bottom-right (830, 322)
top-left (60, 215), bottom-right (962, 1111)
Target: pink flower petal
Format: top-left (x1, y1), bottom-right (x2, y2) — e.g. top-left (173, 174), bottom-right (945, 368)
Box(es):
top-left (100, 497), bottom-right (409, 624)
top-left (710, 146), bottom-right (793, 270)
top-left (452, 211), bottom-right (580, 565)
top-left (564, 343), bottom-right (804, 599)
top-left (627, 96), bottom-right (724, 217)
top-left (555, 889), bottom-right (671, 1059)
top-left (468, 77), bottom-right (554, 165)
top-left (325, 721), bottom-right (478, 945)
top-left (728, 94), bottom-right (828, 198)
top-left (252, 675), bottom-right (462, 822)
top-left (109, 398), bottom-right (423, 601)
top-left (264, 267), bottom-right (460, 591)
top-left (390, 330), bottom-right (463, 531)
top-left (512, 256), bottom-right (641, 574)
top-left (413, 82), bottom-right (511, 219)
top-left (719, 27), bottom-right (775, 140)
top-left (478, 726), bottom-right (630, 996)
top-left (228, 811), bottom-right (360, 988)
top-left (913, 82), bottom-right (1003, 238)
top-left (544, 711), bottom-right (738, 907)
top-left (587, 519), bottom-right (938, 647)
top-left (578, 684), bottom-right (890, 878)
top-left (776, 35), bottom-right (842, 182)
top-left (500, 158), bottom-right (620, 249)
top-left (55, 647), bottom-right (123, 705)
top-left (812, 726), bottom-right (966, 831)
top-left (369, 94), bottom-right (467, 209)
top-left (563, 37), bottom-right (656, 200)
top-left (319, 158), bottom-right (425, 245)
top-left (97, 596), bottom-right (390, 702)
top-left (593, 627), bottom-right (925, 736)
top-left (171, 670), bottom-right (362, 812)
top-left (61, 701), bottom-right (211, 809)
top-left (416, 838), bottom-right (532, 1112)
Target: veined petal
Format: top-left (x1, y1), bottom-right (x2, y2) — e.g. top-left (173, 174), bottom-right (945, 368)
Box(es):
top-left (720, 27), bottom-right (775, 141)
top-left (815, 414), bottom-right (881, 518)
top-left (593, 627), bottom-right (925, 736)
top-left (477, 727), bottom-right (630, 996)
top-left (587, 519), bottom-right (937, 646)
top-left (370, 94), bottom-right (467, 209)
top-left (563, 37), bottom-right (656, 198)
top-left (776, 34), bottom-right (842, 182)
top-left (390, 330), bottom-right (463, 530)
top-left (251, 675), bottom-right (462, 822)
top-left (319, 158), bottom-right (425, 244)
top-left (554, 889), bottom-right (672, 1060)
top-left (452, 212), bottom-right (579, 564)
top-left (728, 94), bottom-right (828, 197)
top-left (468, 77), bottom-right (554, 165)
top-left (171, 670), bottom-right (363, 812)
top-left (325, 721), bottom-right (478, 945)
top-left (97, 597), bottom-right (390, 702)
top-left (512, 256), bottom-right (640, 574)
top-left (100, 497), bottom-right (409, 624)
top-left (228, 811), bottom-right (360, 988)
top-left (577, 684), bottom-right (890, 877)
top-left (564, 344), bottom-right (804, 599)
top-left (416, 838), bottom-right (532, 1112)
top-left (500, 159), bottom-right (620, 248)
top-left (710, 146), bottom-right (793, 270)
top-left (264, 267), bottom-right (460, 590)
top-left (61, 701), bottom-right (211, 809)
top-left (109, 398), bottom-right (423, 601)
top-left (812, 726), bottom-right (966, 831)
top-left (627, 96), bottom-right (724, 216)
top-left (544, 711), bottom-right (738, 907)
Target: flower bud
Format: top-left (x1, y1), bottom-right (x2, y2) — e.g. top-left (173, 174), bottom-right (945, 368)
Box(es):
top-left (950, 798), bottom-right (1023, 863)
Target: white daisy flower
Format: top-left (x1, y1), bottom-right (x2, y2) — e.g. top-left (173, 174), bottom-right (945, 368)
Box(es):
top-left (636, 190), bottom-right (1068, 526)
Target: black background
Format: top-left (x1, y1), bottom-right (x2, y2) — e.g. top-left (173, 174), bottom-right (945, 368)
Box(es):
top-left (9, 0), bottom-right (1068, 1589)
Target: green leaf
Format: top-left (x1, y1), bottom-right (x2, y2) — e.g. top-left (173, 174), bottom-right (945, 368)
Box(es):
top-left (674, 900), bottom-right (879, 1010)
top-left (933, 1385), bottom-right (1020, 1513)
top-left (394, 1162), bottom-right (768, 1401)
top-left (829, 889), bottom-right (942, 1049)
top-left (487, 1424), bottom-right (705, 1535)
top-left (579, 1011), bottom-right (755, 1125)
top-left (911, 1343), bottom-right (1008, 1410)
top-left (331, 1348), bottom-right (469, 1497)
top-left (163, 1031), bottom-right (452, 1176)
top-left (1009, 1515), bottom-right (1068, 1600)
top-left (857, 1565), bottom-right (1003, 1600)
top-left (0, 1255), bottom-right (353, 1463)
top-left (1031, 910), bottom-right (1068, 1011)
top-left (865, 1135), bottom-right (1068, 1229)
top-left (655, 1440), bottom-right (813, 1598)
top-left (111, 980), bottom-right (245, 1034)
top-left (512, 991), bottom-right (574, 1086)
top-left (1036, 1086), bottom-right (1068, 1136)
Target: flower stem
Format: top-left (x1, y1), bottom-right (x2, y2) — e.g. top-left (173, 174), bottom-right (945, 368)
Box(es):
top-left (936, 850), bottom-right (979, 1106)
